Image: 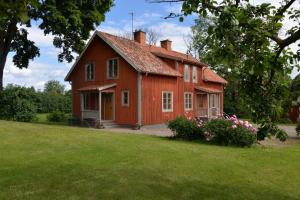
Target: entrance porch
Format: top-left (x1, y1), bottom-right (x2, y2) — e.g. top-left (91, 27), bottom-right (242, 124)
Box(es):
top-left (195, 86), bottom-right (222, 119)
top-left (78, 84), bottom-right (116, 125)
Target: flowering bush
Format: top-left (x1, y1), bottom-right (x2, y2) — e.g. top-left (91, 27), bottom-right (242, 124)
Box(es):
top-left (204, 116), bottom-right (257, 147)
top-left (226, 115), bottom-right (257, 133)
top-left (167, 116), bottom-right (204, 140)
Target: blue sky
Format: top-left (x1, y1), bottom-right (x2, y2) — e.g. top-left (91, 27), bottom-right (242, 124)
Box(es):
top-left (3, 0), bottom-right (300, 90)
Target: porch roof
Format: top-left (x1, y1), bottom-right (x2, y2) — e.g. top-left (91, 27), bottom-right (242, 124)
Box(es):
top-left (195, 86), bottom-right (222, 93)
top-left (78, 83), bottom-right (116, 92)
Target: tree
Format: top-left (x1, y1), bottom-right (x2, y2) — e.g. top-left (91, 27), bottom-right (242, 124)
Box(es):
top-left (44, 80), bottom-right (65, 94)
top-left (150, 0), bottom-right (300, 141)
top-left (144, 28), bottom-right (160, 45)
top-left (0, 0), bottom-right (113, 90)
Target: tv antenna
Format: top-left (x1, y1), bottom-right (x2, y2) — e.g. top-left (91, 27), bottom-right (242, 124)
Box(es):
top-left (129, 12), bottom-right (134, 40)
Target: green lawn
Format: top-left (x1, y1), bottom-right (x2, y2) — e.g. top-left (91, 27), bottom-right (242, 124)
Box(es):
top-left (0, 120), bottom-right (300, 199)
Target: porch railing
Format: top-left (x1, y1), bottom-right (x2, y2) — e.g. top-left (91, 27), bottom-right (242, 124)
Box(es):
top-left (198, 108), bottom-right (220, 118)
top-left (82, 110), bottom-right (99, 120)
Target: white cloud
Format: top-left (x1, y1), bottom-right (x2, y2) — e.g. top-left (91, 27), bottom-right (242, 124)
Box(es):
top-left (3, 56), bottom-right (72, 90)
top-left (20, 25), bottom-right (54, 47)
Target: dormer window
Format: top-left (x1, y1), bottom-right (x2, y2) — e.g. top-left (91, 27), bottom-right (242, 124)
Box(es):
top-left (107, 58), bottom-right (119, 79)
top-left (85, 62), bottom-right (94, 81)
top-left (184, 64), bottom-right (190, 82)
top-left (192, 66), bottom-right (198, 83)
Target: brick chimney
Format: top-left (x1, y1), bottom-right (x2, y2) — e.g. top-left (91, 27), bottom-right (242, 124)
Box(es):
top-left (134, 30), bottom-right (146, 44)
top-left (160, 39), bottom-right (172, 51)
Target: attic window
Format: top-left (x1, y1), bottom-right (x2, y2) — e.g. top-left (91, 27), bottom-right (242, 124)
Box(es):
top-left (192, 66), bottom-right (198, 83)
top-left (107, 58), bottom-right (119, 79)
top-left (184, 64), bottom-right (190, 82)
top-left (85, 63), bottom-right (94, 81)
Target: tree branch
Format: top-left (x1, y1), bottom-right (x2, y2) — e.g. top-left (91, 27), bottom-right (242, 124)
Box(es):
top-left (274, 0), bottom-right (296, 20)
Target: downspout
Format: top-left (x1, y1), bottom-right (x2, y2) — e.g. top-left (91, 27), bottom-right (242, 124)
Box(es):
top-left (137, 72), bottom-right (142, 128)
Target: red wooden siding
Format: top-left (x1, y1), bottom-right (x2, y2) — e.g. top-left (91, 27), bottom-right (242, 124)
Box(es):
top-left (70, 36), bottom-right (138, 125)
top-left (141, 60), bottom-right (224, 125)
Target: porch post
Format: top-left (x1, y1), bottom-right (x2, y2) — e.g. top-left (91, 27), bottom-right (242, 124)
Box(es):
top-left (80, 92), bottom-right (84, 120)
top-left (207, 94), bottom-right (209, 118)
top-left (98, 91), bottom-right (102, 123)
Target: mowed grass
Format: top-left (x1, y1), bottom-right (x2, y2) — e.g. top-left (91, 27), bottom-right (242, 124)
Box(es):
top-left (0, 121), bottom-right (300, 200)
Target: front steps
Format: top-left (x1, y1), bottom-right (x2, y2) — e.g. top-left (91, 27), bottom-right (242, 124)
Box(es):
top-left (82, 118), bottom-right (118, 129)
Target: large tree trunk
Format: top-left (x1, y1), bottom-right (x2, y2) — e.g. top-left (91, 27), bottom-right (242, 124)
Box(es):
top-left (0, 19), bottom-right (17, 91)
top-left (0, 65), bottom-right (3, 91)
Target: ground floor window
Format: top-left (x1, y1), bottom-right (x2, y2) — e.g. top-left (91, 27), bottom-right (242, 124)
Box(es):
top-left (184, 92), bottom-right (193, 111)
top-left (121, 90), bottom-right (129, 106)
top-left (162, 91), bottom-right (173, 112)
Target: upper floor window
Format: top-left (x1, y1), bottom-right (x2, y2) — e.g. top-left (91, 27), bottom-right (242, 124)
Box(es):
top-left (121, 90), bottom-right (129, 106)
top-left (184, 64), bottom-right (190, 82)
top-left (107, 58), bottom-right (119, 79)
top-left (85, 63), bottom-right (94, 80)
top-left (162, 91), bottom-right (173, 112)
top-left (192, 66), bottom-right (198, 83)
top-left (184, 92), bottom-right (193, 111)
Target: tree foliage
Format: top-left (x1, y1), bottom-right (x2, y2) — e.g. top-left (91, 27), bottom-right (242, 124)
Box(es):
top-left (0, 0), bottom-right (113, 90)
top-left (151, 0), bottom-right (300, 140)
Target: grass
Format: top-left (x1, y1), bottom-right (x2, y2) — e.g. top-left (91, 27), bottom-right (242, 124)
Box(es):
top-left (0, 120), bottom-right (300, 199)
top-left (33, 113), bottom-right (70, 126)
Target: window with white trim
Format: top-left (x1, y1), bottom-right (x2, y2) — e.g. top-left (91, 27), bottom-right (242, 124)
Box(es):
top-left (85, 63), bottom-right (94, 80)
top-left (107, 58), bottom-right (119, 79)
top-left (83, 93), bottom-right (90, 110)
top-left (162, 91), bottom-right (173, 112)
top-left (184, 64), bottom-right (190, 82)
top-left (184, 92), bottom-right (193, 110)
top-left (192, 66), bottom-right (198, 83)
top-left (121, 90), bottom-right (129, 106)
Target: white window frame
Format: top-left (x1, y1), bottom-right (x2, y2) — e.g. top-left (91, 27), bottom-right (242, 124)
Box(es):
top-left (121, 90), bottom-right (129, 107)
top-left (184, 92), bottom-right (193, 111)
top-left (85, 62), bottom-right (95, 81)
top-left (107, 57), bottom-right (119, 79)
top-left (184, 64), bottom-right (190, 82)
top-left (162, 91), bottom-right (173, 112)
top-left (83, 93), bottom-right (90, 110)
top-left (192, 66), bottom-right (198, 83)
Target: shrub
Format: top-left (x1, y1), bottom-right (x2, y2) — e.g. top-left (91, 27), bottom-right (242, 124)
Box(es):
top-left (167, 116), bottom-right (204, 140)
top-left (296, 123), bottom-right (300, 136)
top-left (47, 111), bottom-right (67, 122)
top-left (204, 119), bottom-right (256, 147)
top-left (0, 84), bottom-right (37, 122)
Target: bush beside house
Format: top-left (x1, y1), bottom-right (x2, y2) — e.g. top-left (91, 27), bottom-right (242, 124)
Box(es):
top-left (168, 115), bottom-right (257, 147)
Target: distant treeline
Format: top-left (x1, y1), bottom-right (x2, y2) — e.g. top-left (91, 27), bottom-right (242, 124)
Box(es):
top-left (0, 80), bottom-right (71, 122)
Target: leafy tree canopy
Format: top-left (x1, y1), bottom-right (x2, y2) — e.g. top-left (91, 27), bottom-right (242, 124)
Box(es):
top-left (0, 0), bottom-right (113, 90)
top-left (44, 80), bottom-right (65, 94)
top-left (150, 0), bottom-right (300, 140)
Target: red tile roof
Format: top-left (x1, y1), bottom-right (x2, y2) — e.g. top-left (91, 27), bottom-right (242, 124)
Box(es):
top-left (65, 31), bottom-right (227, 85)
top-left (97, 32), bottom-right (181, 77)
top-left (203, 67), bottom-right (227, 84)
top-left (142, 45), bottom-right (203, 65)
top-left (195, 86), bottom-right (223, 93)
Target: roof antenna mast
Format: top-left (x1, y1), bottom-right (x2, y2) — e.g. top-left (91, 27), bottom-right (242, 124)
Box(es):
top-left (129, 12), bottom-right (134, 40)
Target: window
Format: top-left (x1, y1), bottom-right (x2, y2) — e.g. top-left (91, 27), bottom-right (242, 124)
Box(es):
top-left (121, 90), bottom-right (129, 106)
top-left (107, 58), bottom-right (119, 79)
top-left (209, 94), bottom-right (220, 108)
top-left (175, 62), bottom-right (179, 70)
top-left (184, 64), bottom-right (190, 82)
top-left (162, 91), bottom-right (173, 112)
top-left (184, 92), bottom-right (193, 110)
top-left (83, 93), bottom-right (90, 110)
top-left (85, 63), bottom-right (94, 80)
top-left (192, 66), bottom-right (198, 83)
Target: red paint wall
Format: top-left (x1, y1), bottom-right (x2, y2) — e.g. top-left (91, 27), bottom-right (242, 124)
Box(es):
top-left (69, 36), bottom-right (138, 125)
top-left (141, 60), bottom-right (224, 125)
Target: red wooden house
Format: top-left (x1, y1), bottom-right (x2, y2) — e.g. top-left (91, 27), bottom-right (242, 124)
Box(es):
top-left (65, 30), bottom-right (227, 128)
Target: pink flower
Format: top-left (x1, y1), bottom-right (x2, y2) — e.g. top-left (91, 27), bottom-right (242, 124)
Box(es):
top-left (232, 125), bottom-right (237, 128)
